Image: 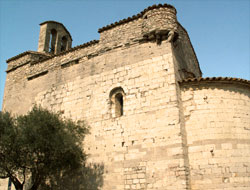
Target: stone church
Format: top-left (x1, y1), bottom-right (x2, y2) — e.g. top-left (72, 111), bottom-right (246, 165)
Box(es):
top-left (1, 3), bottom-right (250, 190)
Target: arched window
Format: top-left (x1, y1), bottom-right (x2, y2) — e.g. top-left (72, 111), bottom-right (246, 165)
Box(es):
top-left (114, 93), bottom-right (123, 117)
top-left (49, 29), bottom-right (57, 53)
top-left (110, 87), bottom-right (125, 118)
top-left (61, 36), bottom-right (67, 52)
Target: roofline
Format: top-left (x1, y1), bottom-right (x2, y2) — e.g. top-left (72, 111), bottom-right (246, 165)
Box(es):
top-left (40, 20), bottom-right (73, 41)
top-left (98, 3), bottom-right (176, 33)
top-left (6, 40), bottom-right (99, 63)
top-left (6, 51), bottom-right (51, 63)
top-left (179, 77), bottom-right (250, 87)
top-left (6, 4), bottom-right (177, 64)
top-left (30, 40), bottom-right (99, 65)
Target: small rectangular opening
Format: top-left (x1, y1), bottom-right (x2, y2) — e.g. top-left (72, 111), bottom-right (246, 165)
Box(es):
top-left (61, 59), bottom-right (80, 69)
top-left (27, 70), bottom-right (48, 80)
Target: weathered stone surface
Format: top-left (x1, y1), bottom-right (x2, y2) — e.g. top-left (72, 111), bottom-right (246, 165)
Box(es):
top-left (1, 3), bottom-right (250, 190)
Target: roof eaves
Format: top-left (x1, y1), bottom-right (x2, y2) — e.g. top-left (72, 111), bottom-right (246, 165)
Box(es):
top-left (6, 51), bottom-right (51, 63)
top-left (179, 77), bottom-right (250, 86)
top-left (98, 3), bottom-right (176, 33)
top-left (31, 40), bottom-right (99, 65)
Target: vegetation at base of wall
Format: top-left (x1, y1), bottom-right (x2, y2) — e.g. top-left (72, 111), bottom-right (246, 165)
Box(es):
top-left (0, 106), bottom-right (103, 190)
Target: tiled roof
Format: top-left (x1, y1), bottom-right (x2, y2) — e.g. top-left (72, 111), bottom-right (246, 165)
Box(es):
top-left (6, 3), bottom-right (197, 69)
top-left (40, 20), bottom-right (73, 41)
top-left (180, 77), bottom-right (250, 86)
top-left (98, 3), bottom-right (176, 33)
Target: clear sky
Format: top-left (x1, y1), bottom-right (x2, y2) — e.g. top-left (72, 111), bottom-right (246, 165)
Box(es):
top-left (0, 0), bottom-right (249, 110)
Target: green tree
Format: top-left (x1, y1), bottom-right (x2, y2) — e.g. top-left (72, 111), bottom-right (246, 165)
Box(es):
top-left (0, 106), bottom-right (89, 190)
top-left (39, 163), bottom-right (104, 190)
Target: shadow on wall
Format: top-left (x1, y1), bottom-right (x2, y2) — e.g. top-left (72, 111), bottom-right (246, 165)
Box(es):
top-left (38, 163), bottom-right (104, 190)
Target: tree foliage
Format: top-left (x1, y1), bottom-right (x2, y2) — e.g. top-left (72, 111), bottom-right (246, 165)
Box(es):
top-left (40, 163), bottom-right (104, 190)
top-left (0, 106), bottom-right (90, 190)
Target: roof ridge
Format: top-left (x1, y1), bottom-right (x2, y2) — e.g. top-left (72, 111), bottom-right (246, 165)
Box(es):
top-left (98, 3), bottom-right (176, 33)
top-left (6, 40), bottom-right (99, 63)
top-left (30, 40), bottom-right (99, 65)
top-left (7, 4), bottom-right (176, 63)
top-left (6, 51), bottom-right (51, 63)
top-left (180, 77), bottom-right (250, 84)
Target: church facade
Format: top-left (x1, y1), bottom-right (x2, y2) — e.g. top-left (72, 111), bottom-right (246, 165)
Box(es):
top-left (1, 4), bottom-right (250, 190)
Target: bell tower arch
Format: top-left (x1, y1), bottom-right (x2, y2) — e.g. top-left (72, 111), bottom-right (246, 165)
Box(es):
top-left (37, 21), bottom-right (72, 54)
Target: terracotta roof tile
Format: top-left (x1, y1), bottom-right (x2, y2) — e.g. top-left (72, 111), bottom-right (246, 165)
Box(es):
top-left (6, 4), bottom-right (177, 64)
top-left (98, 3), bottom-right (176, 33)
top-left (30, 40), bottom-right (99, 65)
top-left (180, 77), bottom-right (250, 86)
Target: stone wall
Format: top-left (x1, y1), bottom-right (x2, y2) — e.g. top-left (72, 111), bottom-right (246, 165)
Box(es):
top-left (2, 3), bottom-right (250, 190)
top-left (99, 18), bottom-right (143, 46)
top-left (8, 41), bottom-right (189, 190)
top-left (181, 81), bottom-right (250, 190)
top-left (0, 179), bottom-right (8, 190)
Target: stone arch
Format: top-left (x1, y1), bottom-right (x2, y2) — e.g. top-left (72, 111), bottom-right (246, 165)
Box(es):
top-left (49, 29), bottom-right (57, 53)
top-left (60, 36), bottom-right (68, 52)
top-left (109, 87), bottom-right (125, 118)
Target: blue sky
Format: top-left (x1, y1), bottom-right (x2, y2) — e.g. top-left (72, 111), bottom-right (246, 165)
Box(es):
top-left (0, 0), bottom-right (249, 110)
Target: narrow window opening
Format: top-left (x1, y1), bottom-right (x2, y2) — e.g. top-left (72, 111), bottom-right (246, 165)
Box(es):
top-left (109, 87), bottom-right (125, 118)
top-left (61, 36), bottom-right (67, 52)
top-left (115, 93), bottom-right (123, 117)
top-left (49, 29), bottom-right (57, 53)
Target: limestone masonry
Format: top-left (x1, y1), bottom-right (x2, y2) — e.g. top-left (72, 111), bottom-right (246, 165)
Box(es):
top-left (1, 4), bottom-right (250, 190)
